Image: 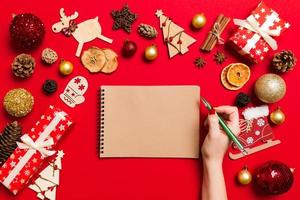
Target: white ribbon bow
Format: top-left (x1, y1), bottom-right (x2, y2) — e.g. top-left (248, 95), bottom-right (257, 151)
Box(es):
top-left (17, 134), bottom-right (56, 158)
top-left (233, 13), bottom-right (281, 50)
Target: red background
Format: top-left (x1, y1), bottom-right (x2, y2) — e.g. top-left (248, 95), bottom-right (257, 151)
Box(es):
top-left (0, 0), bottom-right (299, 199)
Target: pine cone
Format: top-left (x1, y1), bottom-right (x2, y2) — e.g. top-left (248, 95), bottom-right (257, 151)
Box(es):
top-left (0, 121), bottom-right (22, 166)
top-left (12, 53), bottom-right (35, 78)
top-left (272, 50), bottom-right (296, 72)
top-left (138, 23), bottom-right (157, 39)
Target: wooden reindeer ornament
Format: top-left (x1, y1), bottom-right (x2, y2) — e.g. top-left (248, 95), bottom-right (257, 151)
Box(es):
top-left (52, 8), bottom-right (113, 57)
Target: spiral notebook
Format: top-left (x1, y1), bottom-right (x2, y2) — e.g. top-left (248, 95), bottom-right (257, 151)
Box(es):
top-left (99, 86), bottom-right (200, 158)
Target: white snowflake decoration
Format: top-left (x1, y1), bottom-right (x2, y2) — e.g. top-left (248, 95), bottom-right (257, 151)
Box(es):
top-left (257, 118), bottom-right (265, 127)
top-left (255, 130), bottom-right (261, 136)
top-left (246, 137), bottom-right (254, 144)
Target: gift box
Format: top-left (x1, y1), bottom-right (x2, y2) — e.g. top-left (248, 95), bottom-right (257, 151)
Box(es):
top-left (0, 105), bottom-right (73, 195)
top-left (228, 2), bottom-right (290, 63)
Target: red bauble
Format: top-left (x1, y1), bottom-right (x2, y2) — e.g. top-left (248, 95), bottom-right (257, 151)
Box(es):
top-left (254, 161), bottom-right (294, 195)
top-left (10, 13), bottom-right (45, 51)
top-left (122, 40), bottom-right (137, 57)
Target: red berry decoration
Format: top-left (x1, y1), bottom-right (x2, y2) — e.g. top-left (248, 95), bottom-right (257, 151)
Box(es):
top-left (122, 40), bottom-right (137, 58)
top-left (10, 13), bottom-right (45, 51)
top-left (254, 161), bottom-right (294, 195)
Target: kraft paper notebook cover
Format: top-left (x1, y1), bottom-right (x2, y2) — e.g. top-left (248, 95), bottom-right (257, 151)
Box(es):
top-left (99, 86), bottom-right (200, 158)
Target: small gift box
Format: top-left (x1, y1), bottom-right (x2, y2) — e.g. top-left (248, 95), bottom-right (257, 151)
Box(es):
top-left (0, 105), bottom-right (73, 195)
top-left (228, 2), bottom-right (290, 63)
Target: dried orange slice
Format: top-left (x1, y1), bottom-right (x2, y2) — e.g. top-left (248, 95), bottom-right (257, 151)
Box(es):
top-left (101, 48), bottom-right (118, 74)
top-left (226, 63), bottom-right (250, 87)
top-left (81, 47), bottom-right (106, 73)
top-left (221, 65), bottom-right (242, 91)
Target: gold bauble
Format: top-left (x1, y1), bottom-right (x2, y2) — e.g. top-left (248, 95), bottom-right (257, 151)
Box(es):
top-left (192, 13), bottom-right (207, 29)
top-left (237, 166), bottom-right (252, 185)
top-left (270, 107), bottom-right (285, 125)
top-left (144, 45), bottom-right (158, 61)
top-left (59, 59), bottom-right (74, 75)
top-left (254, 73), bottom-right (286, 103)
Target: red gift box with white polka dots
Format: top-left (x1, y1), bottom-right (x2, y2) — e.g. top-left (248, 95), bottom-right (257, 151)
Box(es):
top-left (228, 1), bottom-right (290, 63)
top-left (0, 105), bottom-right (73, 195)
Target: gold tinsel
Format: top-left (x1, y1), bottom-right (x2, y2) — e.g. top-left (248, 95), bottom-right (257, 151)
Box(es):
top-left (3, 88), bottom-right (34, 117)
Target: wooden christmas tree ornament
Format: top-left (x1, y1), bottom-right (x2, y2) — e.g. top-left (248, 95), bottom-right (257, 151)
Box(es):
top-left (29, 150), bottom-right (65, 200)
top-left (155, 10), bottom-right (196, 58)
top-left (52, 8), bottom-right (113, 57)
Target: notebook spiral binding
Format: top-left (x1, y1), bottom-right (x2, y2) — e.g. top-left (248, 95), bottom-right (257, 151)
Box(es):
top-left (98, 88), bottom-right (105, 157)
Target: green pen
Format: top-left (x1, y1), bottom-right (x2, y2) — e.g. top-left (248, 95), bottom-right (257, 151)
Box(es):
top-left (201, 97), bottom-right (248, 155)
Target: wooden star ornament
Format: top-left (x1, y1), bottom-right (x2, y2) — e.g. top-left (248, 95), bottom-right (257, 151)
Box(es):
top-left (111, 4), bottom-right (137, 33)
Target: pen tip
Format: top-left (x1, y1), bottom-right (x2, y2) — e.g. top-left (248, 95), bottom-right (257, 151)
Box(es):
top-left (242, 149), bottom-right (248, 155)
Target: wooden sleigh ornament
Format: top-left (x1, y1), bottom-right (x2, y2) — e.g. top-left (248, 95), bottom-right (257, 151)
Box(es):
top-left (52, 8), bottom-right (113, 57)
top-left (229, 105), bottom-right (281, 160)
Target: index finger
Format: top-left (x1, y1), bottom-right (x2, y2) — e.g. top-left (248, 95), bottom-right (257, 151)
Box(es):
top-left (214, 106), bottom-right (239, 123)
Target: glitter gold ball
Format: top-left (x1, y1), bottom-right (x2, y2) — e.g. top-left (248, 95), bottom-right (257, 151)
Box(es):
top-left (254, 73), bottom-right (286, 103)
top-left (3, 88), bottom-right (34, 117)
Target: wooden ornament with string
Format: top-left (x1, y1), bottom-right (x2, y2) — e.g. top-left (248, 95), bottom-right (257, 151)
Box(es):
top-left (201, 14), bottom-right (230, 52)
top-left (156, 10), bottom-right (196, 58)
top-left (29, 150), bottom-right (65, 200)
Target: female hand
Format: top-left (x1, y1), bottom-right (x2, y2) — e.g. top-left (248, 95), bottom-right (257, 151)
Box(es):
top-left (201, 106), bottom-right (240, 164)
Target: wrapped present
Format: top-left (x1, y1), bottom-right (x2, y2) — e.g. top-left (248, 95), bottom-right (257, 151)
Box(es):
top-left (0, 105), bottom-right (73, 195)
top-left (228, 2), bottom-right (290, 63)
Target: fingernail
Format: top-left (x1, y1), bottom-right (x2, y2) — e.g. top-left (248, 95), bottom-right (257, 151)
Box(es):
top-left (209, 109), bottom-right (216, 115)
